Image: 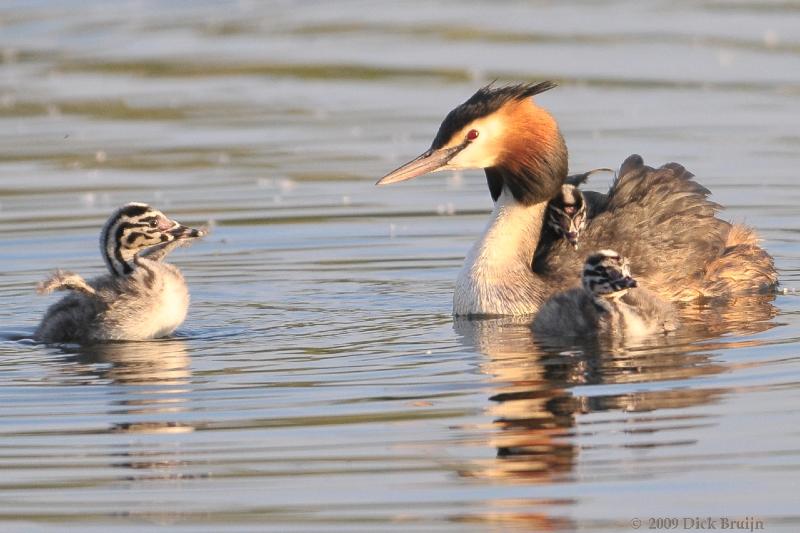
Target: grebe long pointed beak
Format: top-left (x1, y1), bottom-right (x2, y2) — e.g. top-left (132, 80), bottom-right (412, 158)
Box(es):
top-left (376, 143), bottom-right (467, 185)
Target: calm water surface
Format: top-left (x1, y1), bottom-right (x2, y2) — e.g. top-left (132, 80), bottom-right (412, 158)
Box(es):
top-left (1, 1), bottom-right (800, 531)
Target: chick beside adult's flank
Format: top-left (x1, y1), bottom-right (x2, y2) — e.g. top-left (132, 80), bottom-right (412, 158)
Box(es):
top-left (35, 203), bottom-right (205, 343)
top-left (376, 82), bottom-right (777, 316)
top-left (532, 250), bottom-right (678, 339)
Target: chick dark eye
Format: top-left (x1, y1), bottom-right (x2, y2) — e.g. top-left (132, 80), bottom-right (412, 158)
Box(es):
top-left (466, 129), bottom-right (479, 141)
top-left (149, 220), bottom-right (158, 228)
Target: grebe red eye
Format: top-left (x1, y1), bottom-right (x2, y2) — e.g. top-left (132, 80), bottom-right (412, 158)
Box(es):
top-left (466, 129), bottom-right (479, 141)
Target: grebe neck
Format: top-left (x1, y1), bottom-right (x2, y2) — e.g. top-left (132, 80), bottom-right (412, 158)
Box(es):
top-left (454, 187), bottom-right (548, 316)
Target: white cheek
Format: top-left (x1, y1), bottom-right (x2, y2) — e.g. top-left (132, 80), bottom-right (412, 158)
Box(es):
top-left (445, 141), bottom-right (498, 170)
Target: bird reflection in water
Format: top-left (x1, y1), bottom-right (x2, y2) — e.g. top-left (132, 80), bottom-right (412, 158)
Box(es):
top-left (451, 296), bottom-right (777, 527)
top-left (64, 338), bottom-right (195, 481)
top-left (56, 338), bottom-right (195, 480)
top-left (66, 338), bottom-right (194, 435)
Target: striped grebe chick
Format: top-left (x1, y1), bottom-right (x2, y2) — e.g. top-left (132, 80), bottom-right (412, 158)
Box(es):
top-left (35, 203), bottom-right (205, 343)
top-left (563, 168), bottom-right (614, 218)
top-left (377, 82), bottom-right (777, 316)
top-left (533, 168), bottom-right (614, 268)
top-left (532, 250), bottom-right (677, 339)
top-left (546, 182), bottom-right (587, 250)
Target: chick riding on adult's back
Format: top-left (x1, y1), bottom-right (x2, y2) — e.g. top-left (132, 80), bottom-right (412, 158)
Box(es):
top-left (377, 82), bottom-right (777, 316)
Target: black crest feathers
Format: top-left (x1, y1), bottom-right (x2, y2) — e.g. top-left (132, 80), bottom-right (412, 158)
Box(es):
top-left (431, 81), bottom-right (558, 149)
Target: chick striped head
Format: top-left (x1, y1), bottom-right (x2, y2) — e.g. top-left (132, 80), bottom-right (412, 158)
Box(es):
top-left (100, 203), bottom-right (204, 276)
top-left (547, 184), bottom-right (587, 249)
top-left (582, 249), bottom-right (637, 296)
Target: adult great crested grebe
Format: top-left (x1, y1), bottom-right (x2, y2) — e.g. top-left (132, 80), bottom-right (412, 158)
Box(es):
top-left (377, 82), bottom-right (777, 316)
top-left (35, 203), bottom-right (205, 343)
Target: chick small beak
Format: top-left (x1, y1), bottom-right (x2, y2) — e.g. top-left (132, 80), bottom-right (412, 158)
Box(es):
top-left (609, 274), bottom-right (637, 292)
top-left (376, 143), bottom-right (466, 185)
top-left (169, 224), bottom-right (205, 239)
top-left (566, 232), bottom-right (579, 249)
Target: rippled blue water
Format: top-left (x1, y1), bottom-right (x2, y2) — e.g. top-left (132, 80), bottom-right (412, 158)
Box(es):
top-left (1, 1), bottom-right (799, 531)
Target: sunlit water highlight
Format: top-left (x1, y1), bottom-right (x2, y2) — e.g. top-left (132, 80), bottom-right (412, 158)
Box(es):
top-left (1, 1), bottom-right (800, 531)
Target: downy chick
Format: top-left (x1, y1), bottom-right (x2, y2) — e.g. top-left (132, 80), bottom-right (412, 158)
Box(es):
top-left (35, 203), bottom-right (205, 343)
top-left (533, 168), bottom-right (613, 268)
top-left (532, 250), bottom-right (677, 339)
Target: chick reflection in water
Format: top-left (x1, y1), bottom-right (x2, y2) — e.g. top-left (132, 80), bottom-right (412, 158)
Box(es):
top-left (70, 339), bottom-right (194, 435)
top-left (62, 339), bottom-right (197, 486)
top-left (35, 203), bottom-right (205, 343)
top-left (533, 250), bottom-right (677, 340)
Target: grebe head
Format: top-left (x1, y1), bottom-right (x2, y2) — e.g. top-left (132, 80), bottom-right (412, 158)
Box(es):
top-left (582, 250), bottom-right (637, 297)
top-left (547, 183), bottom-right (587, 249)
top-left (377, 82), bottom-right (568, 205)
top-left (100, 203), bottom-right (205, 276)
